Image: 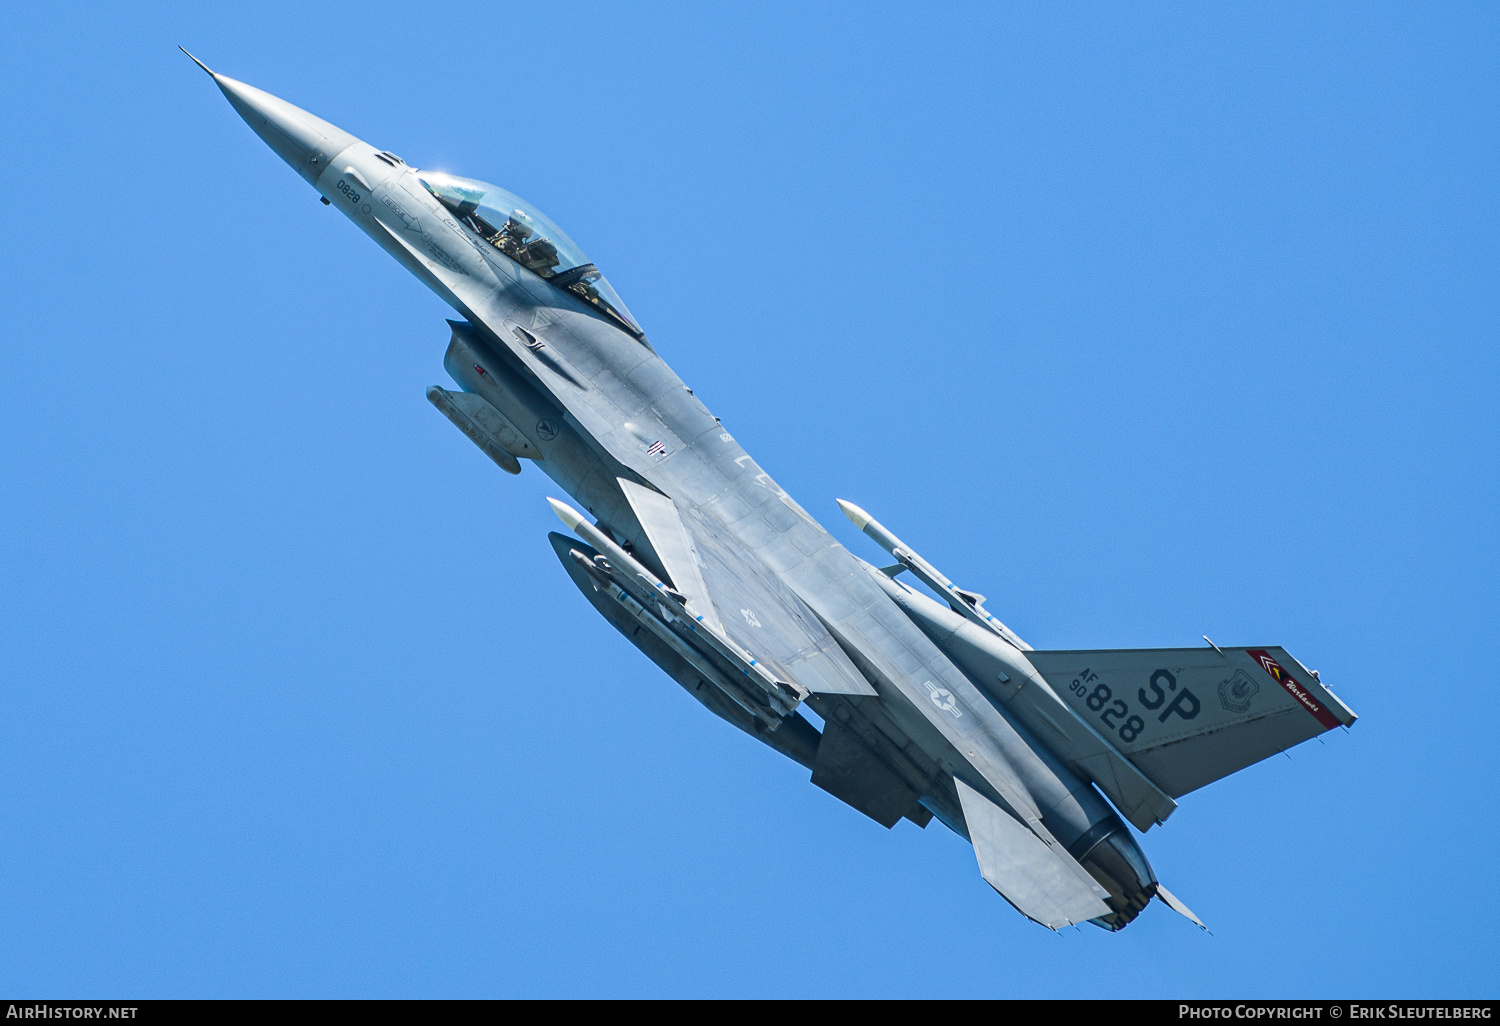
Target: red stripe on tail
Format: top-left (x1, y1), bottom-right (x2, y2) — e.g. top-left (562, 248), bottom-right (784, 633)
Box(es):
top-left (1246, 649), bottom-right (1340, 730)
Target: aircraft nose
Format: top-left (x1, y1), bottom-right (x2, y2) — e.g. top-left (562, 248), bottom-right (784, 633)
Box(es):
top-left (184, 50), bottom-right (357, 185)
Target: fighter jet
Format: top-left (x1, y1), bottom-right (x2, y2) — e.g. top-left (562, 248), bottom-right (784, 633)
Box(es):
top-left (187, 52), bottom-right (1357, 932)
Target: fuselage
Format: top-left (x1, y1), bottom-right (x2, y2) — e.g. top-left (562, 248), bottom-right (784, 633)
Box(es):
top-left (204, 65), bottom-right (1161, 928)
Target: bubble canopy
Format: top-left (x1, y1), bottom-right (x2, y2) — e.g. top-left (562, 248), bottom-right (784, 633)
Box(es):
top-left (417, 171), bottom-right (643, 338)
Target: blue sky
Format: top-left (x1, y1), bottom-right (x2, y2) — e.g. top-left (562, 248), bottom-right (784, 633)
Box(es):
top-left (2, 1), bottom-right (1496, 998)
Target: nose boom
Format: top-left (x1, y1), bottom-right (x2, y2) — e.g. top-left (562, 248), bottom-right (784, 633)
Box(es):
top-left (183, 48), bottom-right (357, 184)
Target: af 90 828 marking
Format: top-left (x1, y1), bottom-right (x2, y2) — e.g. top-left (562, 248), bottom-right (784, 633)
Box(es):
top-left (1069, 667), bottom-right (1201, 746)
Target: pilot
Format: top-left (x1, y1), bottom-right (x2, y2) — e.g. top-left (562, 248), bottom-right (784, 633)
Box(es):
top-left (488, 213), bottom-right (555, 276)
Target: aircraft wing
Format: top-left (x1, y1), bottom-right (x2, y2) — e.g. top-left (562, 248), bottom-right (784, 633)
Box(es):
top-left (1027, 646), bottom-right (1356, 798)
top-left (616, 477), bottom-right (875, 697)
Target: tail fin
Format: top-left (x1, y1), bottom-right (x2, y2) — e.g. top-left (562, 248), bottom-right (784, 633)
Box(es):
top-left (1026, 646), bottom-right (1355, 799)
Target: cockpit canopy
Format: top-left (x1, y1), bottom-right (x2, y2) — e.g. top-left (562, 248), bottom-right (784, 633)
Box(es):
top-left (417, 171), bottom-right (642, 338)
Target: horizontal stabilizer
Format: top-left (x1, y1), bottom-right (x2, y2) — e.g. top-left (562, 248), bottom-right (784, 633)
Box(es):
top-left (1155, 884), bottom-right (1207, 931)
top-left (954, 777), bottom-right (1112, 930)
top-left (1027, 646), bottom-right (1356, 798)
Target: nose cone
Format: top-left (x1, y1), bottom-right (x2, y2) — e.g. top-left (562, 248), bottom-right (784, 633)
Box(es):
top-left (188, 53), bottom-right (356, 184)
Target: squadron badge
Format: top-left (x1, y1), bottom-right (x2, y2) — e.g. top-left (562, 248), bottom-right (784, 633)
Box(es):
top-left (1218, 669), bottom-right (1259, 714)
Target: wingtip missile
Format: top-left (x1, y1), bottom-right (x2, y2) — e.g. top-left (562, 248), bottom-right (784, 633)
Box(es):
top-left (836, 498), bottom-right (872, 531)
top-left (840, 498), bottom-right (1031, 650)
top-left (545, 498), bottom-right (673, 603)
top-left (547, 497), bottom-right (586, 532)
top-left (836, 498), bottom-right (904, 557)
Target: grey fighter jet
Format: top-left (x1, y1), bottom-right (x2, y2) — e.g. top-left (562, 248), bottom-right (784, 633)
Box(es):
top-left (188, 52), bottom-right (1357, 932)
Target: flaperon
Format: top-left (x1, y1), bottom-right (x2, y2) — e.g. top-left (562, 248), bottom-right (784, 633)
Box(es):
top-left (187, 50), bottom-right (1357, 932)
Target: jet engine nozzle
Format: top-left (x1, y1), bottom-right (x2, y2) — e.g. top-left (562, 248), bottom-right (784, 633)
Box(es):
top-left (1074, 823), bottom-right (1159, 931)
